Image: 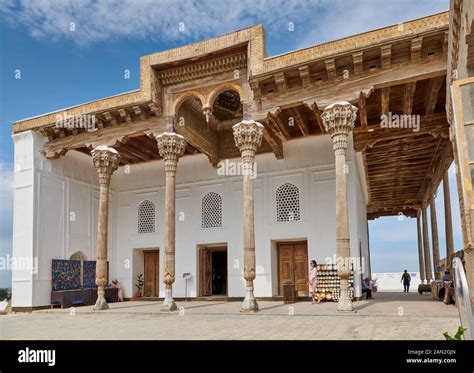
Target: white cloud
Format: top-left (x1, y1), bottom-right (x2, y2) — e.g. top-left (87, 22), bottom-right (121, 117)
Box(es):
top-left (0, 0), bottom-right (448, 47)
top-left (295, 0), bottom-right (449, 49)
top-left (0, 0), bottom-right (316, 45)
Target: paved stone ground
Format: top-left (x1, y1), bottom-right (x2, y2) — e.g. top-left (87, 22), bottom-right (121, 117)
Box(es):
top-left (0, 292), bottom-right (460, 340)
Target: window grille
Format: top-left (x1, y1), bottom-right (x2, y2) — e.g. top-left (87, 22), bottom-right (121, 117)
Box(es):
top-left (201, 192), bottom-right (222, 228)
top-left (276, 183), bottom-right (300, 222)
top-left (138, 200), bottom-right (156, 234)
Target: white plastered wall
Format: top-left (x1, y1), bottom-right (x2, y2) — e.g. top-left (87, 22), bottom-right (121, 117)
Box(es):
top-left (12, 130), bottom-right (369, 307)
top-left (12, 130), bottom-right (116, 308)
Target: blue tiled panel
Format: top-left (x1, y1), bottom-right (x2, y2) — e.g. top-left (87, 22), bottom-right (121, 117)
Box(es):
top-left (52, 260), bottom-right (81, 291)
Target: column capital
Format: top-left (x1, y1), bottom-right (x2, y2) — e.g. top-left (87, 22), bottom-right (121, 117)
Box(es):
top-left (91, 146), bottom-right (120, 186)
top-left (155, 132), bottom-right (186, 174)
top-left (232, 119), bottom-right (264, 163)
top-left (321, 101), bottom-right (358, 154)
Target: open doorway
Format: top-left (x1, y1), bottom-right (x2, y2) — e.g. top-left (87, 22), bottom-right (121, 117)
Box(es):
top-left (199, 246), bottom-right (227, 296)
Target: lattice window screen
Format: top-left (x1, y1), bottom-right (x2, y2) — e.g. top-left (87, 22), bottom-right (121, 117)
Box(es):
top-left (201, 192), bottom-right (223, 228)
top-left (137, 200), bottom-right (156, 234)
top-left (276, 183), bottom-right (301, 222)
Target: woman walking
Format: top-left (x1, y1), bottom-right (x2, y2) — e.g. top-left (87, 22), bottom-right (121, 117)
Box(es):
top-left (308, 260), bottom-right (321, 304)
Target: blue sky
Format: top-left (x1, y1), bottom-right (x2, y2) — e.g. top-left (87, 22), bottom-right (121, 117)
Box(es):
top-left (0, 0), bottom-right (454, 287)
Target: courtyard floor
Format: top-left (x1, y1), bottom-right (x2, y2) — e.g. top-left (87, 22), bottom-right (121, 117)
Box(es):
top-left (0, 291), bottom-right (460, 340)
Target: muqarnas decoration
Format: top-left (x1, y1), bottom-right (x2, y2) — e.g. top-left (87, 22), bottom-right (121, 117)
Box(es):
top-left (83, 260), bottom-right (109, 288)
top-left (52, 259), bottom-right (81, 291)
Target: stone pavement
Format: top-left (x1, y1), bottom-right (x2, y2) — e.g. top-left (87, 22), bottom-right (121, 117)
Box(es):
top-left (0, 292), bottom-right (460, 340)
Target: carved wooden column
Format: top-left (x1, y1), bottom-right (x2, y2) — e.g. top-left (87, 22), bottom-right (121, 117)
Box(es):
top-left (156, 132), bottom-right (186, 311)
top-left (422, 206), bottom-right (433, 282)
top-left (416, 209), bottom-right (426, 283)
top-left (321, 101), bottom-right (357, 312)
top-left (430, 196), bottom-right (441, 279)
top-left (443, 170), bottom-right (455, 269)
top-left (233, 119), bottom-right (263, 312)
top-left (91, 146), bottom-right (120, 310)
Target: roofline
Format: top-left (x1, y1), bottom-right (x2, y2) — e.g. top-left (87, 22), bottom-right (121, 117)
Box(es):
top-left (264, 11), bottom-right (449, 62)
top-left (13, 89), bottom-right (141, 124)
top-left (143, 24), bottom-right (263, 65)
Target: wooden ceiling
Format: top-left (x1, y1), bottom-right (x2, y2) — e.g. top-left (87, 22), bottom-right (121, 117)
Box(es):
top-left (35, 21), bottom-right (451, 220)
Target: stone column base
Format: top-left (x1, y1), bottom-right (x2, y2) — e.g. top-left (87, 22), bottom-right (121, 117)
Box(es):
top-left (93, 294), bottom-right (109, 311)
top-left (337, 279), bottom-right (353, 312)
top-left (161, 289), bottom-right (177, 312)
top-left (240, 287), bottom-right (259, 312)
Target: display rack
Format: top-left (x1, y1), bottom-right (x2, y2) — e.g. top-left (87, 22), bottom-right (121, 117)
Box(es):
top-left (314, 264), bottom-right (354, 302)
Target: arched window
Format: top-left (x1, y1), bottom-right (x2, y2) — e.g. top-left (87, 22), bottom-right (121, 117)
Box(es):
top-left (138, 200), bottom-right (156, 234)
top-left (69, 251), bottom-right (87, 261)
top-left (201, 192), bottom-right (222, 228)
top-left (276, 183), bottom-right (301, 222)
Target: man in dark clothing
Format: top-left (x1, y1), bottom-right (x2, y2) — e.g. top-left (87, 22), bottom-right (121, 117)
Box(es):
top-left (400, 270), bottom-right (411, 292)
top-left (361, 278), bottom-right (372, 299)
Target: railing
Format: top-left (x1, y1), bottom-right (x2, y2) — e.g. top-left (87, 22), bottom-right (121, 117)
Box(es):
top-left (453, 257), bottom-right (474, 340)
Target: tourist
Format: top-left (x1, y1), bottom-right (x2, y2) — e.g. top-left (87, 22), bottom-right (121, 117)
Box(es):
top-left (441, 270), bottom-right (454, 304)
top-left (308, 260), bottom-right (320, 304)
top-left (112, 279), bottom-right (124, 302)
top-left (400, 270), bottom-right (411, 292)
top-left (361, 277), bottom-right (372, 299)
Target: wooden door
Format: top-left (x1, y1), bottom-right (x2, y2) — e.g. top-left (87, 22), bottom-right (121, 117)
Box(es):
top-left (294, 243), bottom-right (309, 296)
top-left (278, 242), bottom-right (308, 296)
top-left (200, 248), bottom-right (212, 296)
top-left (144, 251), bottom-right (158, 297)
top-left (278, 244), bottom-right (294, 296)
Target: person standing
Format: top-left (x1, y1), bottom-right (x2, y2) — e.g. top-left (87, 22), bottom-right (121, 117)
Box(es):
top-left (400, 270), bottom-right (411, 293)
top-left (308, 260), bottom-right (321, 304)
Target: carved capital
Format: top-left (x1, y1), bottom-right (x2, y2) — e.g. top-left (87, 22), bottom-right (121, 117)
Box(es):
top-left (233, 120), bottom-right (264, 164)
top-left (91, 146), bottom-right (120, 186)
top-left (202, 107), bottom-right (213, 124)
top-left (321, 101), bottom-right (358, 155)
top-left (155, 132), bottom-right (186, 175)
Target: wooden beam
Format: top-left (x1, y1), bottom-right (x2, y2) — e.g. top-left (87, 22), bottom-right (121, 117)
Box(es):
top-left (103, 111), bottom-right (118, 126)
top-left (268, 111), bottom-right (290, 140)
top-left (352, 52), bottom-right (363, 75)
top-left (425, 76), bottom-right (445, 116)
top-left (381, 44), bottom-right (392, 68)
top-left (353, 113), bottom-right (448, 152)
top-left (442, 31), bottom-right (449, 54)
top-left (118, 108), bottom-right (132, 124)
top-left (249, 80), bottom-right (261, 98)
top-left (252, 56), bottom-right (446, 119)
top-left (261, 125), bottom-right (283, 159)
top-left (173, 118), bottom-right (219, 167)
top-left (298, 66), bottom-right (311, 87)
top-left (325, 58), bottom-right (336, 80)
top-left (306, 102), bottom-right (326, 134)
top-left (133, 105), bottom-right (147, 120)
top-left (381, 87), bottom-right (390, 117)
top-left (358, 92), bottom-right (367, 130)
top-left (290, 107), bottom-right (309, 136)
top-left (120, 139), bottom-right (153, 161)
top-left (42, 118), bottom-right (166, 159)
top-left (411, 37), bottom-right (423, 61)
top-left (402, 81), bottom-right (417, 115)
top-left (115, 144), bottom-right (142, 163)
top-left (274, 72), bottom-right (287, 92)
